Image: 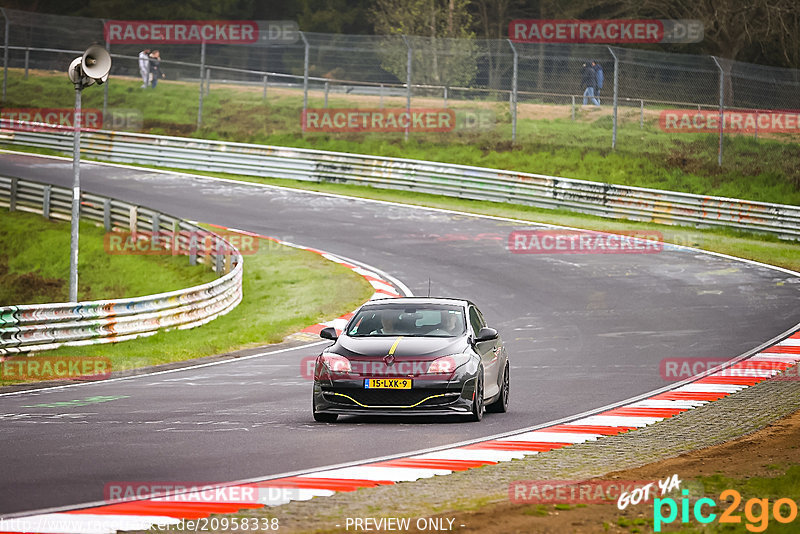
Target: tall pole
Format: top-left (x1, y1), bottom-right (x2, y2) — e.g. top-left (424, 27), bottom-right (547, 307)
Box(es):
top-left (711, 56), bottom-right (724, 167)
top-left (69, 84), bottom-right (82, 302)
top-left (197, 40), bottom-right (205, 130)
top-left (103, 40), bottom-right (110, 124)
top-left (507, 39), bottom-right (518, 143)
top-left (402, 35), bottom-right (412, 142)
top-left (300, 32), bottom-right (309, 117)
top-left (608, 47), bottom-right (619, 150)
top-left (2, 8), bottom-right (9, 103)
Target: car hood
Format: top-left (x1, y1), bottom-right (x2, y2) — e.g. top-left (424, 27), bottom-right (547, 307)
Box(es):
top-left (333, 335), bottom-right (467, 361)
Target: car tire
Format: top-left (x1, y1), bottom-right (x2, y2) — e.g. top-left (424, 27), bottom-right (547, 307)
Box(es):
top-left (313, 395), bottom-right (338, 423)
top-left (469, 368), bottom-right (484, 422)
top-left (486, 362), bottom-right (509, 413)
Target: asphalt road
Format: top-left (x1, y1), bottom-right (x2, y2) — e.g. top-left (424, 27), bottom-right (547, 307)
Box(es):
top-left (1, 152), bottom-right (799, 516)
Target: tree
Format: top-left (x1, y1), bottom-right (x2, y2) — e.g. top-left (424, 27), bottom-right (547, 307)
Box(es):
top-left (371, 0), bottom-right (479, 87)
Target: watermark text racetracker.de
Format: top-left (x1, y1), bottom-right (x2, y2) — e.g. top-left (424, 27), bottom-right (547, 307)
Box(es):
top-left (508, 229), bottom-right (664, 254)
top-left (302, 108), bottom-right (494, 133)
top-left (661, 357), bottom-right (800, 381)
top-left (1, 356), bottom-right (111, 381)
top-left (0, 108), bottom-right (143, 132)
top-left (104, 231), bottom-right (259, 256)
top-left (660, 109), bottom-right (800, 134)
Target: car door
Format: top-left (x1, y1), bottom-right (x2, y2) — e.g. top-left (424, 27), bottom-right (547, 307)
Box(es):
top-left (469, 305), bottom-right (500, 399)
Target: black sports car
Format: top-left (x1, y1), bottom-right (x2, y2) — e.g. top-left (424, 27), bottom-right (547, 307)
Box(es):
top-left (312, 297), bottom-right (509, 422)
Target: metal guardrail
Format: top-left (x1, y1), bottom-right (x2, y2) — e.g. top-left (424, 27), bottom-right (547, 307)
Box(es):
top-left (0, 175), bottom-right (243, 355)
top-left (1, 123), bottom-right (799, 240)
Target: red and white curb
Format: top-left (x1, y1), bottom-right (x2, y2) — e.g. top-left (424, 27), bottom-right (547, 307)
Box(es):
top-left (207, 225), bottom-right (404, 338)
top-left (4, 330), bottom-right (798, 533)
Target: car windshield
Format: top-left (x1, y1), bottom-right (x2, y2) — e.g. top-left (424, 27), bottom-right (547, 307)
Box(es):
top-left (347, 304), bottom-right (466, 337)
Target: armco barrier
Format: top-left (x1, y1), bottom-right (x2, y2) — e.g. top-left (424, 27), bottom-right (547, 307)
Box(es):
top-left (1, 123), bottom-right (798, 239)
top-left (0, 176), bottom-right (243, 355)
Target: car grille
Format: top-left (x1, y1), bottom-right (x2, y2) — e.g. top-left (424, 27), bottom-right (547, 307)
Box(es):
top-left (323, 388), bottom-right (459, 408)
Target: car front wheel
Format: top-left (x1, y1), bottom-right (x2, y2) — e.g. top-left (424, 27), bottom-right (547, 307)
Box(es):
top-left (486, 362), bottom-right (509, 413)
top-left (469, 369), bottom-right (484, 422)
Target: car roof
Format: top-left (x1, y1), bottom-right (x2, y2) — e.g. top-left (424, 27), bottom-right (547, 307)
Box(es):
top-left (359, 297), bottom-right (474, 308)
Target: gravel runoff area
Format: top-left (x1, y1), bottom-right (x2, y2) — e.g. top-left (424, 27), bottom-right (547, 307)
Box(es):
top-left (235, 363), bottom-right (800, 533)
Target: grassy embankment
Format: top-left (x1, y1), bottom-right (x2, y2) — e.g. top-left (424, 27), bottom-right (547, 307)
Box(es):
top-left (0, 210), bottom-right (373, 385)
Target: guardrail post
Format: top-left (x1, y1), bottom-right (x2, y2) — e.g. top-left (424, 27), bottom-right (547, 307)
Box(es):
top-left (103, 198), bottom-right (111, 231)
top-left (129, 205), bottom-right (138, 235)
top-left (507, 39), bottom-right (518, 142)
top-left (224, 251), bottom-right (232, 275)
top-left (197, 40), bottom-right (206, 130)
top-left (42, 185), bottom-right (51, 219)
top-left (262, 74), bottom-right (267, 101)
top-left (402, 35), bottom-right (412, 142)
top-left (608, 46), bottom-right (619, 150)
top-left (151, 212), bottom-right (160, 235)
top-left (188, 232), bottom-right (197, 266)
top-left (300, 31), bottom-right (309, 118)
top-left (24, 47), bottom-right (29, 79)
top-left (171, 219), bottom-right (180, 255)
top-left (9, 176), bottom-right (17, 211)
top-left (215, 242), bottom-right (223, 274)
top-left (2, 8), bottom-right (9, 103)
top-left (711, 56), bottom-right (724, 167)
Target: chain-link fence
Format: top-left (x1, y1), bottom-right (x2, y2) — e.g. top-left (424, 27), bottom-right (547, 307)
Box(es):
top-left (2, 7), bottom-right (799, 169)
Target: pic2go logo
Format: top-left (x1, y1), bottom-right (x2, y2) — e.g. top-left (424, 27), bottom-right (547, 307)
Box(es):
top-left (654, 489), bottom-right (799, 532)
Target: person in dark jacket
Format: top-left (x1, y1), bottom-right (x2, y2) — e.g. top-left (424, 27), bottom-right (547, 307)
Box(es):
top-left (149, 50), bottom-right (164, 88)
top-left (592, 60), bottom-right (604, 102)
top-left (581, 62), bottom-right (600, 106)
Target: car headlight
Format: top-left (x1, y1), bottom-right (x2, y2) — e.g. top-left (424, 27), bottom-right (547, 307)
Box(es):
top-left (321, 353), bottom-right (352, 374)
top-left (427, 353), bottom-right (472, 374)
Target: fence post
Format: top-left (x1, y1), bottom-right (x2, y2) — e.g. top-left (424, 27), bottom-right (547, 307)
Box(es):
top-left (197, 40), bottom-right (206, 130)
top-left (205, 67), bottom-right (211, 96)
top-left (2, 8), bottom-right (9, 103)
top-left (43, 185), bottom-right (51, 219)
top-left (571, 95), bottom-right (575, 121)
top-left (379, 83), bottom-right (384, 108)
top-left (711, 56), bottom-right (724, 167)
top-left (103, 198), bottom-right (111, 231)
top-left (9, 176), bottom-right (17, 211)
top-left (24, 47), bottom-right (28, 79)
top-left (754, 110), bottom-right (758, 140)
top-left (300, 31), bottom-right (309, 118)
top-left (443, 86), bottom-right (447, 108)
top-left (640, 99), bottom-right (644, 129)
top-left (262, 74), bottom-right (267, 101)
top-left (324, 80), bottom-right (329, 108)
top-left (507, 39), bottom-right (518, 143)
top-left (402, 35), bottom-right (412, 142)
top-left (608, 46), bottom-right (619, 150)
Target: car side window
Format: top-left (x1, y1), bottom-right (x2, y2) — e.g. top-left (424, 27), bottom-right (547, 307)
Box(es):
top-left (468, 306), bottom-right (484, 335)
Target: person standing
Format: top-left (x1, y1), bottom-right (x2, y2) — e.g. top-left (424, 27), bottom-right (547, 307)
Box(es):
top-left (581, 62), bottom-right (600, 106)
top-left (592, 60), bottom-right (604, 103)
top-left (149, 50), bottom-right (164, 88)
top-left (138, 48), bottom-right (150, 88)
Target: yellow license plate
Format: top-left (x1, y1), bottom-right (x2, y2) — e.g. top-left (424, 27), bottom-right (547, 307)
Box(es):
top-left (365, 378), bottom-right (411, 389)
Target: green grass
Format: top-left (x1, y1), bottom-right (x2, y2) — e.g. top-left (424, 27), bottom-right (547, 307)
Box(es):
top-left (20, 234), bottom-right (373, 378)
top-left (4, 68), bottom-right (800, 206)
top-left (0, 209), bottom-right (216, 305)
top-left (0, 210), bottom-right (374, 385)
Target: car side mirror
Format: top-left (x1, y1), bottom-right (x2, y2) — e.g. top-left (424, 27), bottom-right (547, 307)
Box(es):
top-left (320, 327), bottom-right (338, 341)
top-left (475, 327), bottom-right (498, 343)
